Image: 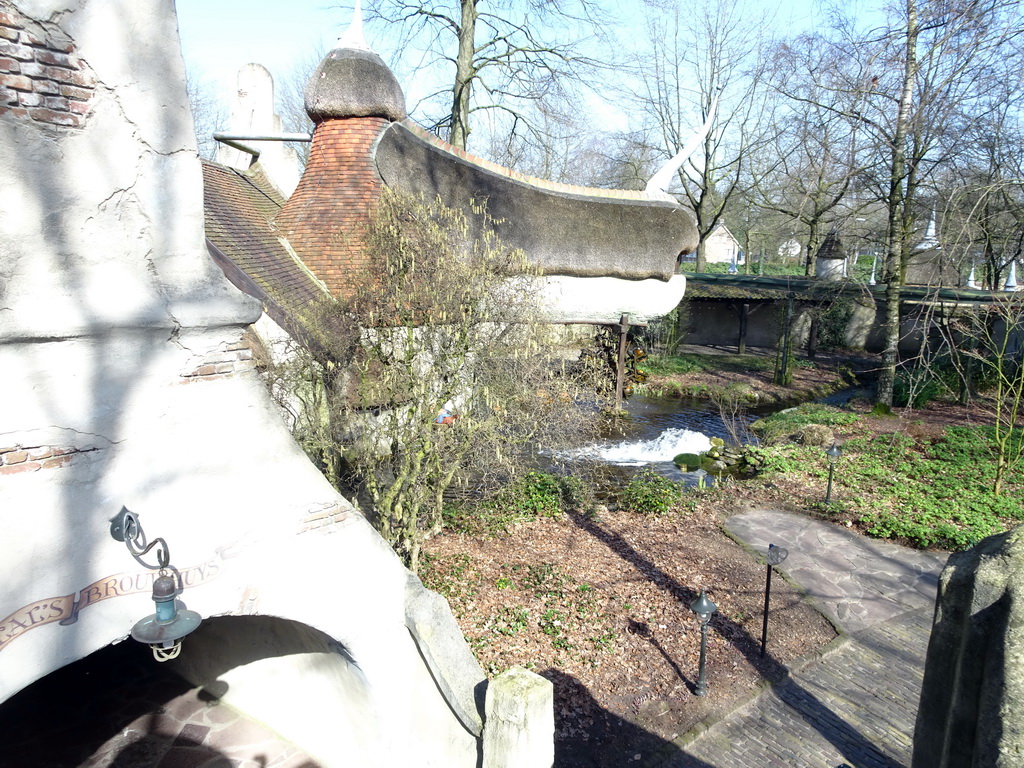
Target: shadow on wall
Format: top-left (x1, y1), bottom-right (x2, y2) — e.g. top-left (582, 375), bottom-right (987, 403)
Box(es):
top-left (0, 638), bottom-right (320, 767)
top-left (0, 0), bottom-right (208, 684)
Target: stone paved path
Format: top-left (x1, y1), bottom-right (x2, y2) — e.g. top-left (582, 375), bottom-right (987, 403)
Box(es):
top-left (654, 511), bottom-right (949, 768)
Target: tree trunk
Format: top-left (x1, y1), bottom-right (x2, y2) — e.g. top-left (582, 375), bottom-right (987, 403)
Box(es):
top-left (696, 239), bottom-right (707, 272)
top-left (877, 0), bottom-right (918, 407)
top-left (804, 221), bottom-right (820, 277)
top-left (449, 0), bottom-right (477, 149)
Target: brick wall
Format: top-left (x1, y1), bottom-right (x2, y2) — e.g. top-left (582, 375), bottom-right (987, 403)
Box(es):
top-left (0, 444), bottom-right (88, 475)
top-left (0, 2), bottom-right (95, 128)
top-left (274, 117), bottom-right (389, 298)
top-left (299, 503), bottom-right (354, 533)
top-left (179, 338), bottom-right (257, 382)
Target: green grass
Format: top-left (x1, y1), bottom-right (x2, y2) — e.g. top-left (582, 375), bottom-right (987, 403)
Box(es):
top-left (758, 424), bottom-right (1024, 550)
top-left (442, 471), bottom-right (590, 536)
top-left (644, 353), bottom-right (775, 377)
top-left (621, 468), bottom-right (683, 515)
top-left (749, 403), bottom-right (860, 444)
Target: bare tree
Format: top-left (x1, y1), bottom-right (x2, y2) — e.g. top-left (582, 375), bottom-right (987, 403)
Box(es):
top-left (272, 189), bottom-right (603, 570)
top-left (362, 0), bottom-right (611, 151)
top-left (629, 0), bottom-right (776, 272)
top-left (772, 0), bottom-right (1022, 404)
top-left (757, 35), bottom-right (867, 276)
top-left (185, 69), bottom-right (227, 160)
top-left (940, 46), bottom-right (1024, 289)
top-left (946, 299), bottom-right (1024, 496)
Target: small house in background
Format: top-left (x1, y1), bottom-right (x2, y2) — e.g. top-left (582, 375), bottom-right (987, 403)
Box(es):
top-left (778, 238), bottom-right (802, 261)
top-left (703, 224), bottom-right (742, 264)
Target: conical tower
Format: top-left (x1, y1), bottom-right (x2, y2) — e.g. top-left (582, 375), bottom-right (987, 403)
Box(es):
top-left (274, 4), bottom-right (406, 297)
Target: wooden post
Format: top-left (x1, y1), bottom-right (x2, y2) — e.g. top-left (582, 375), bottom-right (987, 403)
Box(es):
top-left (738, 303), bottom-right (749, 354)
top-left (774, 293), bottom-right (795, 386)
top-left (614, 313), bottom-right (629, 412)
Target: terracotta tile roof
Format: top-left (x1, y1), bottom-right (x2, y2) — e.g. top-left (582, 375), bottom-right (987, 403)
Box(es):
top-left (202, 160), bottom-right (329, 332)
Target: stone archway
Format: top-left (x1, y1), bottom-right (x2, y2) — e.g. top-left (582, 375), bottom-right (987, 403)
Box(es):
top-left (0, 623), bottom-right (325, 767)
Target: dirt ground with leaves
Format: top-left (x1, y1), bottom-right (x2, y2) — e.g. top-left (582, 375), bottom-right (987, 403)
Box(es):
top-left (421, 503), bottom-right (836, 767)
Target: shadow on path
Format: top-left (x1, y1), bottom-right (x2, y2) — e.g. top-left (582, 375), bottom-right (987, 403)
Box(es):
top-left (542, 669), bottom-right (715, 768)
top-left (566, 511), bottom-right (911, 768)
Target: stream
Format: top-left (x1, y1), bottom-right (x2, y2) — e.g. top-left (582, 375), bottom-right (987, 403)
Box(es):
top-left (556, 395), bottom-right (773, 486)
top-left (561, 387), bottom-right (866, 487)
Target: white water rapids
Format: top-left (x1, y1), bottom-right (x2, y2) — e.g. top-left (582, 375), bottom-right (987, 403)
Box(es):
top-left (562, 427), bottom-right (713, 466)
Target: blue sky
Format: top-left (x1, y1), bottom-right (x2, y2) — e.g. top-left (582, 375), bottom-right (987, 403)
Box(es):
top-left (175, 0), bottom-right (832, 103)
top-left (176, 0), bottom-right (345, 96)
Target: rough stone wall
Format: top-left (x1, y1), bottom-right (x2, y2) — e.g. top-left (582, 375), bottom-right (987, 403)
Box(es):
top-left (913, 526), bottom-right (1024, 767)
top-left (274, 117), bottom-right (387, 298)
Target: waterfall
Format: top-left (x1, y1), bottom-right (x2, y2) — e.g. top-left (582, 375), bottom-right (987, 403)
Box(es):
top-left (565, 428), bottom-right (712, 466)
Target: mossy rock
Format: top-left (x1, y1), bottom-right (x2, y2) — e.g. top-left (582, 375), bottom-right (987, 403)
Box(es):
top-left (673, 452), bottom-right (702, 471)
top-left (710, 437), bottom-right (725, 448)
top-left (700, 456), bottom-right (729, 475)
top-left (748, 418), bottom-right (768, 435)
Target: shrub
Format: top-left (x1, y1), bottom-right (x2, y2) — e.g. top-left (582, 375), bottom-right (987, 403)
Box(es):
top-left (622, 469), bottom-right (681, 515)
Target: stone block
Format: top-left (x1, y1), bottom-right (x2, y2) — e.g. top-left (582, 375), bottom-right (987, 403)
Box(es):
top-left (33, 78), bottom-right (59, 95)
top-left (0, 40), bottom-right (32, 61)
top-left (17, 89), bottom-right (41, 107)
top-left (913, 526), bottom-right (1024, 767)
top-left (482, 667), bottom-right (554, 768)
top-left (34, 50), bottom-right (75, 68)
top-left (0, 11), bottom-right (24, 29)
top-left (27, 107), bottom-right (78, 126)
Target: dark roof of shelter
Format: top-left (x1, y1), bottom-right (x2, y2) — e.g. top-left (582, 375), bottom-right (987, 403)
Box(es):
top-left (814, 230), bottom-right (846, 261)
top-left (202, 160), bottom-right (329, 333)
top-left (684, 273), bottom-right (1013, 305)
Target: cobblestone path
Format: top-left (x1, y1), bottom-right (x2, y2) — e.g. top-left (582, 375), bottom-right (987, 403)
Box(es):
top-left (653, 511), bottom-right (947, 768)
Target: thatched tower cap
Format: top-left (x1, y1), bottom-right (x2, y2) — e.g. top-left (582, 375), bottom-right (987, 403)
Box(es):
top-left (304, 13), bottom-right (406, 123)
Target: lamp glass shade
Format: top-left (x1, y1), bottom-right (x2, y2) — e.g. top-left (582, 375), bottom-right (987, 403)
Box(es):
top-left (131, 573), bottom-right (201, 649)
top-left (825, 443), bottom-right (842, 463)
top-left (689, 590), bottom-right (718, 622)
top-left (131, 609), bottom-right (202, 648)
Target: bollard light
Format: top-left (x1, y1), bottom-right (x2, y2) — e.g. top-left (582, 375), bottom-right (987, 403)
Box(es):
top-left (824, 443), bottom-right (842, 504)
top-left (689, 589), bottom-right (717, 697)
top-left (760, 543), bottom-right (789, 657)
top-left (111, 507), bottom-right (202, 662)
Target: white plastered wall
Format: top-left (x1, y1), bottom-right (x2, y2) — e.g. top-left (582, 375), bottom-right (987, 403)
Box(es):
top-left (0, 2), bottom-right (482, 765)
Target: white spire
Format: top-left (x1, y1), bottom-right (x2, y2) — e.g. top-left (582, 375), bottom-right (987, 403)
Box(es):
top-left (337, 0), bottom-right (371, 51)
top-left (1005, 261), bottom-right (1017, 292)
top-left (918, 212), bottom-right (939, 251)
top-left (967, 264), bottom-right (977, 289)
